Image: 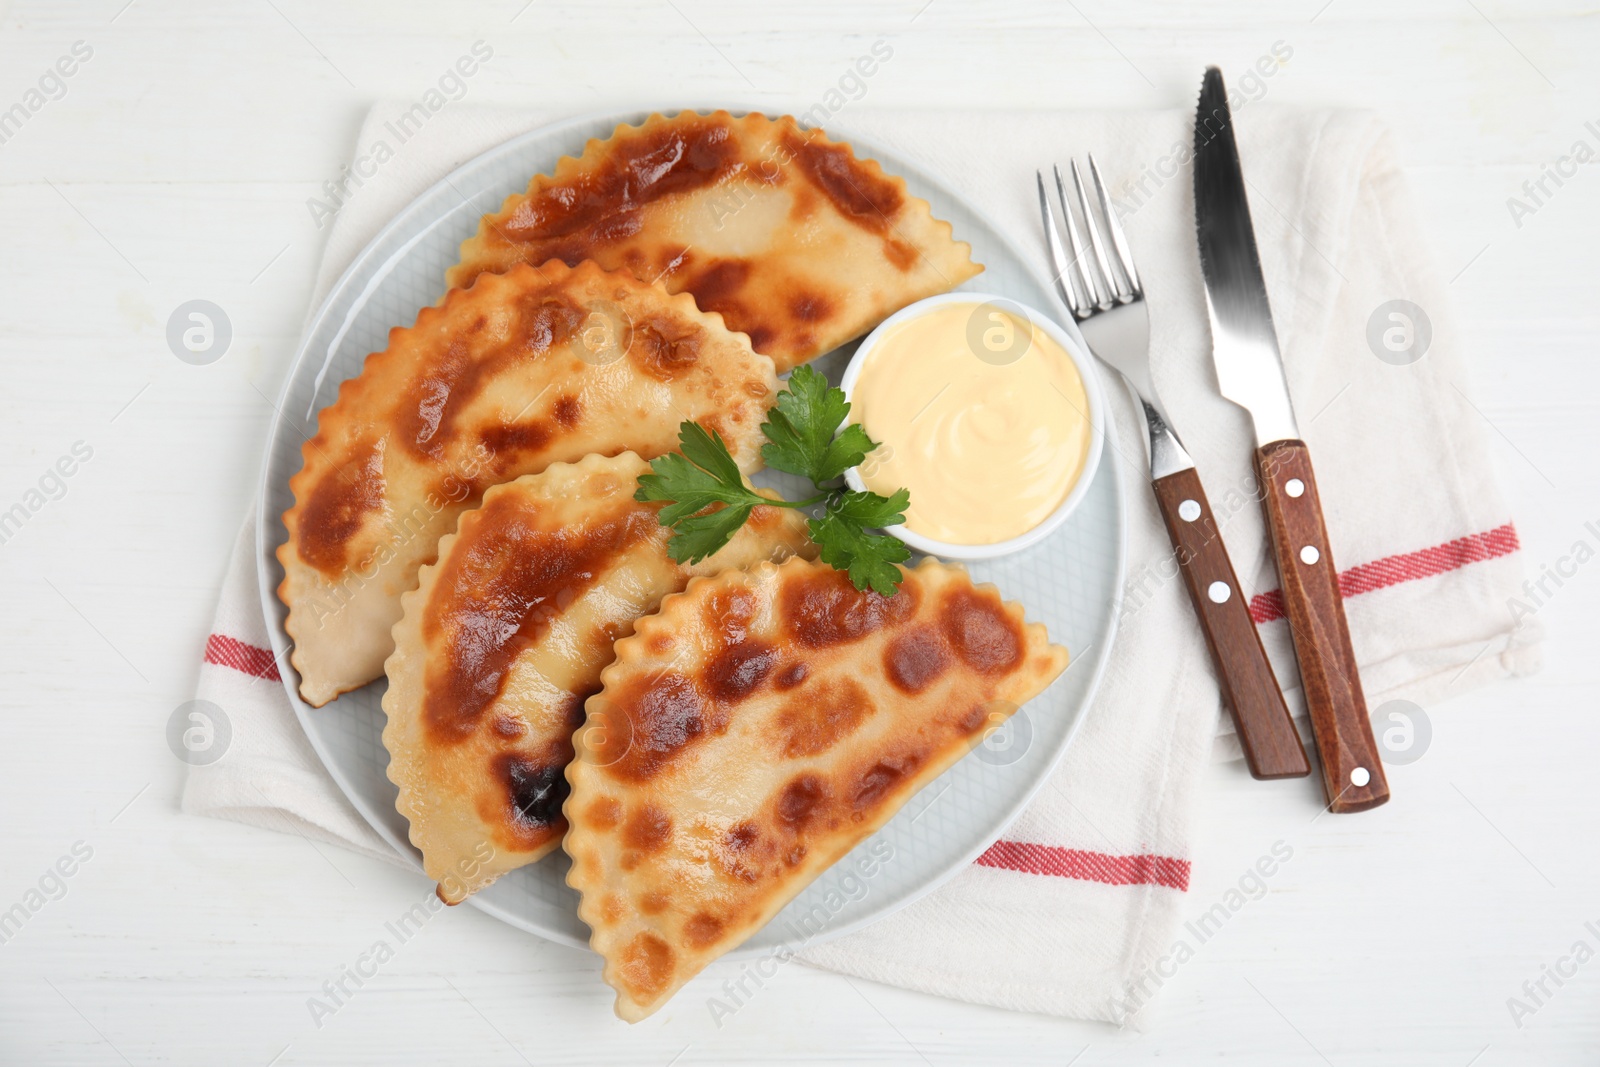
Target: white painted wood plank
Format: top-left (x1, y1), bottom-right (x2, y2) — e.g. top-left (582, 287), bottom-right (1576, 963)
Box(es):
top-left (2, 1), bottom-right (1598, 1063)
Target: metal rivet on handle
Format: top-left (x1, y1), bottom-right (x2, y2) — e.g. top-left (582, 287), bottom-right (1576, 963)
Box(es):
top-left (1350, 766), bottom-right (1371, 787)
top-left (1285, 478), bottom-right (1305, 498)
top-left (1207, 581), bottom-right (1230, 604)
top-left (1300, 545), bottom-right (1320, 565)
top-left (1178, 499), bottom-right (1201, 522)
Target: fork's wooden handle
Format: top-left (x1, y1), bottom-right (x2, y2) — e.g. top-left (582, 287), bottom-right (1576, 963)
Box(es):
top-left (1152, 466), bottom-right (1310, 780)
top-left (1255, 440), bottom-right (1389, 812)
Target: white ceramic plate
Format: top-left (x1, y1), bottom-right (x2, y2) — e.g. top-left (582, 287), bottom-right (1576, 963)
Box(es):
top-left (254, 111), bottom-right (1127, 959)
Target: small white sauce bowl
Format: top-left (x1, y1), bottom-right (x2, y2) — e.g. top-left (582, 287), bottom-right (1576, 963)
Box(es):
top-left (839, 291), bottom-right (1107, 562)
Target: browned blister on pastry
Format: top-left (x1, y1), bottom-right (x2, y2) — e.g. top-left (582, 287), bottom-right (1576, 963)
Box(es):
top-left (277, 260), bottom-right (777, 707)
top-left (382, 453), bottom-right (814, 904)
top-left (563, 557), bottom-right (1069, 1021)
top-left (449, 111), bottom-right (983, 372)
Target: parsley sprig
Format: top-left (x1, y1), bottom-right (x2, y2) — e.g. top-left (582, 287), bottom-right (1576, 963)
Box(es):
top-left (635, 365), bottom-right (911, 595)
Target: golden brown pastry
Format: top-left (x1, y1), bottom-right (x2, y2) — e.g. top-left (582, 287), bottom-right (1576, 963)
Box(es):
top-left (382, 453), bottom-right (814, 904)
top-left (277, 260), bottom-right (777, 707)
top-left (563, 557), bottom-right (1069, 1021)
top-left (449, 111), bottom-right (983, 372)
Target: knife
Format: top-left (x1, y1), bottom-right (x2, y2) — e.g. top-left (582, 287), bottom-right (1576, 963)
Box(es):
top-left (1192, 66), bottom-right (1389, 812)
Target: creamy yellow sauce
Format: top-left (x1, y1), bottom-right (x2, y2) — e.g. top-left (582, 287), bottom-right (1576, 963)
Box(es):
top-left (850, 302), bottom-right (1091, 545)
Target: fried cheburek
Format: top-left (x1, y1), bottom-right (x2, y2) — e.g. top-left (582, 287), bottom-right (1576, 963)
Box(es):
top-left (564, 557), bottom-right (1068, 1020)
top-left (278, 260), bottom-right (776, 707)
top-left (382, 453), bottom-right (814, 904)
top-left (450, 111), bottom-right (982, 372)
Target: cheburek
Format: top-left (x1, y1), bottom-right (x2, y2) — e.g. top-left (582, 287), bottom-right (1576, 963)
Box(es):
top-left (278, 260), bottom-right (777, 708)
top-left (563, 557), bottom-right (1069, 1021)
top-left (449, 111), bottom-right (983, 373)
top-left (382, 453), bottom-right (814, 904)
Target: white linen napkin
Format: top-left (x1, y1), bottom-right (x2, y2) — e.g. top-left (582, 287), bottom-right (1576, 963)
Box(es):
top-left (183, 101), bottom-right (1540, 1023)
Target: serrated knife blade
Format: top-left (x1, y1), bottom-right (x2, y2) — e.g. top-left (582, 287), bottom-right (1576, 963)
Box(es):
top-left (1192, 65), bottom-right (1300, 447)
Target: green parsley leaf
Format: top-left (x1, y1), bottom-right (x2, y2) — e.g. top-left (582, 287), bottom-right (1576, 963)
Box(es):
top-left (661, 501), bottom-right (756, 565)
top-left (761, 365), bottom-right (879, 484)
top-left (639, 395), bottom-right (913, 593)
top-left (635, 423), bottom-right (768, 563)
top-left (676, 420), bottom-right (748, 490)
top-left (821, 487), bottom-right (910, 529)
top-left (809, 489), bottom-right (912, 597)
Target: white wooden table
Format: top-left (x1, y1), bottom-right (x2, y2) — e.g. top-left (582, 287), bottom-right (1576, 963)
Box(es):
top-left (2, 1), bottom-right (1597, 1063)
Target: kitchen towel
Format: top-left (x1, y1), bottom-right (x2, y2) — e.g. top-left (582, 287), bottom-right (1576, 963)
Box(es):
top-left (183, 100), bottom-right (1540, 1024)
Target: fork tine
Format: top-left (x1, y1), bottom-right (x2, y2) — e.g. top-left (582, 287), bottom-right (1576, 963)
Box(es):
top-left (1036, 169), bottom-right (1085, 317)
top-left (1087, 154), bottom-right (1141, 296)
top-left (1071, 159), bottom-right (1121, 304)
top-left (1052, 164), bottom-right (1106, 310)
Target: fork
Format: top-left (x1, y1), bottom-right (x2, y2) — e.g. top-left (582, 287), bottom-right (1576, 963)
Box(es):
top-left (1038, 157), bottom-right (1309, 780)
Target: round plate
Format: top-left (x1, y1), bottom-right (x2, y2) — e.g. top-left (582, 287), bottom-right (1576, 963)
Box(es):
top-left (255, 111), bottom-right (1127, 959)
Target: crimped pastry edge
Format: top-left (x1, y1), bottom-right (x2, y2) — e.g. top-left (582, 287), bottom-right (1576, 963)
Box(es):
top-left (447, 109), bottom-right (983, 307)
top-left (380, 452), bottom-right (655, 903)
top-left (562, 555), bottom-right (1067, 1021)
top-left (276, 259), bottom-right (779, 706)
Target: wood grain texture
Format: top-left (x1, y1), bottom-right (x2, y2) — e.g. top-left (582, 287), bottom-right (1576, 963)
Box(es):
top-left (1254, 440), bottom-right (1389, 813)
top-left (1152, 466), bottom-right (1309, 780)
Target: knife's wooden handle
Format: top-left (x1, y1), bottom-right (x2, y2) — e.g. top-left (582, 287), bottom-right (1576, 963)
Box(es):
top-left (1255, 440), bottom-right (1389, 812)
top-left (1152, 466), bottom-right (1310, 780)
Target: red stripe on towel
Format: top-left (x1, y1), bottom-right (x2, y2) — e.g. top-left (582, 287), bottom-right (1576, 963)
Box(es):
top-left (197, 637), bottom-right (1196, 890)
top-left (204, 634), bottom-right (281, 681)
top-left (199, 524), bottom-right (1518, 893)
top-left (976, 841), bottom-right (1191, 891)
top-left (1249, 522), bottom-right (1520, 625)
